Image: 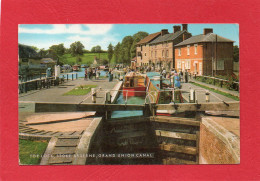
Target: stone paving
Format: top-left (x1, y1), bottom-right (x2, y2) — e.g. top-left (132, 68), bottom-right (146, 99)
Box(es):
top-left (19, 77), bottom-right (118, 104)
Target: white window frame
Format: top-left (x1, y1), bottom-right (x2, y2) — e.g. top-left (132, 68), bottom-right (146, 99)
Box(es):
top-left (177, 60), bottom-right (182, 69)
top-left (194, 44), bottom-right (198, 55)
top-left (187, 45), bottom-right (190, 55)
top-left (178, 48), bottom-right (181, 56)
top-left (185, 60), bottom-right (191, 69)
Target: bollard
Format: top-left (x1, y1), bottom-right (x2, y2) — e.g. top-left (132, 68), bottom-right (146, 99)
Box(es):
top-left (67, 74), bottom-right (69, 81)
top-left (72, 74), bottom-right (74, 80)
top-left (205, 91), bottom-right (210, 102)
top-left (189, 88), bottom-right (195, 103)
top-left (91, 88), bottom-right (96, 103)
top-left (76, 73), bottom-right (78, 79)
top-left (105, 91), bottom-right (111, 104)
top-left (105, 91), bottom-right (111, 120)
top-left (172, 88), bottom-right (175, 102)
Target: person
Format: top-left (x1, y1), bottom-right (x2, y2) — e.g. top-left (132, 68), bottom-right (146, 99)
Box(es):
top-left (162, 69), bottom-right (166, 78)
top-left (96, 69), bottom-right (99, 80)
top-left (88, 68), bottom-right (92, 80)
top-left (174, 73), bottom-right (181, 89)
top-left (108, 71), bottom-right (112, 82)
top-left (93, 68), bottom-right (96, 80)
top-left (184, 70), bottom-right (188, 83)
top-left (179, 70), bottom-right (183, 82)
top-left (85, 68), bottom-right (88, 80)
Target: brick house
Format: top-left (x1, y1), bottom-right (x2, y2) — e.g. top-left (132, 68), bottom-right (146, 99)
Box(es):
top-left (175, 28), bottom-right (234, 76)
top-left (136, 32), bottom-right (161, 67)
top-left (148, 24), bottom-right (192, 71)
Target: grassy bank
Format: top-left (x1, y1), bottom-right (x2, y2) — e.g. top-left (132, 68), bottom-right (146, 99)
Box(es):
top-left (19, 139), bottom-right (48, 165)
top-left (60, 53), bottom-right (116, 65)
top-left (190, 82), bottom-right (240, 101)
top-left (63, 85), bottom-right (97, 96)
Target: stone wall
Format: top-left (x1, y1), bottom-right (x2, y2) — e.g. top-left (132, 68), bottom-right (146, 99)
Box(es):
top-left (199, 117), bottom-right (240, 164)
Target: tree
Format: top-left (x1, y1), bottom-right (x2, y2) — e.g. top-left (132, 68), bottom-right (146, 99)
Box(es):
top-left (233, 45), bottom-right (239, 62)
top-left (131, 31), bottom-right (149, 58)
top-left (107, 43), bottom-right (114, 63)
top-left (49, 43), bottom-right (65, 57)
top-left (38, 48), bottom-right (48, 57)
top-left (120, 36), bottom-right (134, 63)
top-left (114, 42), bottom-right (121, 63)
top-left (31, 46), bottom-right (39, 52)
top-left (91, 45), bottom-right (102, 53)
top-left (70, 41), bottom-right (85, 56)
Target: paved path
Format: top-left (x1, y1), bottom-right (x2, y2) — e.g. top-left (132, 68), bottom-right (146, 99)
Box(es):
top-left (189, 78), bottom-right (239, 97)
top-left (19, 78), bottom-right (118, 104)
top-left (180, 81), bottom-right (237, 103)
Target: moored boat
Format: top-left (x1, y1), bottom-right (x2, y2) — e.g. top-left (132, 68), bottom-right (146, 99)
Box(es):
top-left (123, 72), bottom-right (146, 97)
top-left (72, 64), bottom-right (80, 71)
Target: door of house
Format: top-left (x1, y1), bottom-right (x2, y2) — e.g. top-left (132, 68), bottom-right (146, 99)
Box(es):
top-left (199, 62), bottom-right (202, 75)
top-left (182, 62), bottom-right (185, 71)
top-left (194, 63), bottom-right (197, 74)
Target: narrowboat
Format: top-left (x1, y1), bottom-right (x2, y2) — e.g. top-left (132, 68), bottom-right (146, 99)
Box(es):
top-left (123, 72), bottom-right (146, 97)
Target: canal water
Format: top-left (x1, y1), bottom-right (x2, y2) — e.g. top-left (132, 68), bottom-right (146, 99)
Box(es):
top-left (111, 93), bottom-right (145, 118)
top-left (60, 68), bottom-right (108, 79)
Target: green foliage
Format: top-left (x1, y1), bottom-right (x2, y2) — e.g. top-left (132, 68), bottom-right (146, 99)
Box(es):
top-left (59, 52), bottom-right (114, 66)
top-left (31, 46), bottom-right (39, 51)
top-left (114, 42), bottom-right (121, 63)
top-left (91, 45), bottom-right (102, 53)
top-left (19, 139), bottom-right (48, 165)
top-left (70, 41), bottom-right (85, 56)
top-left (107, 43), bottom-right (114, 63)
top-left (233, 45), bottom-right (239, 62)
top-left (49, 43), bottom-right (65, 57)
top-left (190, 82), bottom-right (239, 101)
top-left (131, 31), bottom-right (149, 58)
top-left (18, 44), bottom-right (38, 58)
top-left (120, 36), bottom-right (134, 63)
top-left (63, 85), bottom-right (97, 95)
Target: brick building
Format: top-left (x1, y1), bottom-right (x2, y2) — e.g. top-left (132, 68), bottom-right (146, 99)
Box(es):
top-left (136, 24), bottom-right (192, 70)
top-left (136, 32), bottom-right (161, 67)
top-left (149, 24), bottom-right (192, 70)
top-left (174, 28), bottom-right (234, 76)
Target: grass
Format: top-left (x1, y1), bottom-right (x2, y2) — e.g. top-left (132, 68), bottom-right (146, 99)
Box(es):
top-left (60, 53), bottom-right (116, 65)
top-left (190, 82), bottom-right (240, 101)
top-left (63, 85), bottom-right (97, 96)
top-left (19, 139), bottom-right (48, 165)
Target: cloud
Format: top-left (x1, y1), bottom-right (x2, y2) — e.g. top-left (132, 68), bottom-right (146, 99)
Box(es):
top-left (19, 24), bottom-right (113, 35)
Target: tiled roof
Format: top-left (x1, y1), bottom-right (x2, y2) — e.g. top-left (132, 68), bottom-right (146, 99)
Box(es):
top-left (136, 32), bottom-right (161, 45)
top-left (175, 33), bottom-right (234, 46)
top-left (149, 30), bottom-right (187, 44)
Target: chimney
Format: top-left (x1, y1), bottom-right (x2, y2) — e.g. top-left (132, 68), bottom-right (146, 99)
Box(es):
top-left (203, 28), bottom-right (213, 35)
top-left (182, 24), bottom-right (188, 31)
top-left (161, 29), bottom-right (169, 36)
top-left (173, 26), bottom-right (181, 33)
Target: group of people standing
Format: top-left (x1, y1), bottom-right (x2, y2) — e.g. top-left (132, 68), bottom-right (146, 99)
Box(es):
top-left (84, 67), bottom-right (100, 80)
top-left (160, 69), bottom-right (190, 89)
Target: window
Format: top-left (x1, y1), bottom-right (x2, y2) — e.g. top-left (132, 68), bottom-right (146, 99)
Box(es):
top-left (166, 50), bottom-right (169, 57)
top-left (162, 50), bottom-right (164, 57)
top-left (187, 45), bottom-right (190, 55)
top-left (194, 44), bottom-right (198, 54)
top-left (177, 60), bottom-right (181, 69)
top-left (178, 48), bottom-right (181, 56)
top-left (185, 60), bottom-right (191, 69)
top-left (217, 59), bottom-right (224, 70)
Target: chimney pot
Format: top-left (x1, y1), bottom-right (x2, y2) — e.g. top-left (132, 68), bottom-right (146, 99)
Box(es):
top-left (161, 29), bottom-right (169, 36)
top-left (203, 28), bottom-right (213, 35)
top-left (173, 26), bottom-right (181, 33)
top-left (182, 24), bottom-right (188, 31)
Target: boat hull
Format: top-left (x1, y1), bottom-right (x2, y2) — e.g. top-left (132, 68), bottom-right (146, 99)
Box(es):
top-left (123, 87), bottom-right (146, 97)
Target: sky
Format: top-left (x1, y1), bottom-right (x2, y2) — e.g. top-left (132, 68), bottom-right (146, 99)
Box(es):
top-left (18, 24), bottom-right (239, 50)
